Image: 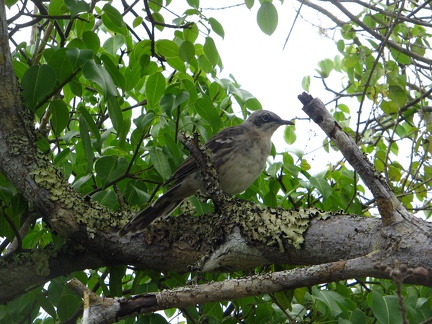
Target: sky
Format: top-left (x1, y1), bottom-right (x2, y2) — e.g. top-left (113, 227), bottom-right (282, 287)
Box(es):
top-left (7, 0), bottom-right (343, 167)
top-left (195, 1), bottom-right (342, 164)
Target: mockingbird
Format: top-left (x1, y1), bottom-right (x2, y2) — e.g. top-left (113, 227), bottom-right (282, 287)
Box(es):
top-left (119, 110), bottom-right (294, 236)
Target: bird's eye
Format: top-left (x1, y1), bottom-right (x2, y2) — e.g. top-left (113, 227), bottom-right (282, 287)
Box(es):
top-left (261, 113), bottom-right (270, 122)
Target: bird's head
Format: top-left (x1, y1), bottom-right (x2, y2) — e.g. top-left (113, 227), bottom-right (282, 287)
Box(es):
top-left (246, 110), bottom-right (294, 135)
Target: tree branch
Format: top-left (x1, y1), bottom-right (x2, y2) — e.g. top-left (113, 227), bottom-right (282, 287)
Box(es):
top-left (298, 92), bottom-right (414, 226)
top-left (68, 256), bottom-right (429, 323)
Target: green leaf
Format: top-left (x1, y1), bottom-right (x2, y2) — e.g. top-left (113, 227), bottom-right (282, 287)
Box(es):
top-left (146, 72), bottom-right (166, 107)
top-left (47, 48), bottom-right (74, 83)
top-left (187, 0), bottom-right (199, 8)
top-left (390, 48), bottom-right (411, 65)
top-left (152, 12), bottom-right (165, 31)
top-left (82, 31), bottom-right (100, 54)
top-left (195, 97), bottom-right (221, 133)
top-left (174, 91), bottom-right (190, 107)
top-left (78, 105), bottom-right (101, 152)
top-left (273, 290), bottom-right (294, 311)
top-left (302, 75), bottom-right (310, 92)
top-left (411, 37), bottom-right (426, 56)
top-left (245, 0), bottom-right (254, 9)
top-left (183, 24), bottom-right (199, 43)
top-left (179, 41), bottom-right (195, 62)
top-left (167, 55), bottom-right (186, 71)
top-left (57, 292), bottom-right (81, 322)
top-left (74, 13), bottom-right (95, 37)
top-left (66, 48), bottom-right (93, 70)
top-left (134, 111), bottom-right (155, 132)
top-left (381, 100), bottom-right (398, 114)
top-left (102, 3), bottom-right (127, 35)
top-left (160, 93), bottom-right (175, 115)
top-left (101, 54), bottom-right (126, 90)
top-left (149, 0), bottom-right (162, 12)
top-left (54, 148), bottom-right (71, 166)
top-left (198, 54), bottom-right (213, 73)
top-left (124, 63), bottom-right (142, 91)
top-left (367, 291), bottom-right (402, 324)
top-left (245, 97), bottom-right (262, 110)
top-left (49, 100), bottom-right (69, 135)
top-left (156, 39), bottom-right (179, 58)
top-left (257, 2), bottom-right (278, 36)
top-left (103, 35), bottom-right (125, 55)
top-left (133, 16), bottom-right (143, 28)
top-left (95, 156), bottom-right (129, 187)
top-left (82, 60), bottom-right (117, 98)
top-left (149, 146), bottom-right (171, 181)
top-left (310, 176), bottom-right (332, 199)
top-left (48, 0), bottom-right (65, 15)
top-left (203, 37), bottom-right (220, 67)
top-left (388, 85), bottom-right (407, 108)
top-left (79, 115), bottom-right (94, 174)
top-left (338, 103), bottom-right (350, 113)
top-left (350, 308), bottom-right (367, 324)
top-left (208, 17), bottom-right (225, 38)
top-left (107, 97), bottom-right (124, 134)
top-left (64, 0), bottom-right (89, 17)
top-left (317, 58), bottom-right (334, 78)
top-left (124, 181), bottom-right (151, 206)
top-left (108, 265), bottom-right (126, 297)
top-left (312, 287), bottom-right (344, 317)
top-left (92, 189), bottom-right (120, 209)
top-left (21, 65), bottom-right (56, 110)
top-left (35, 291), bottom-right (57, 319)
top-left (283, 124), bottom-right (296, 145)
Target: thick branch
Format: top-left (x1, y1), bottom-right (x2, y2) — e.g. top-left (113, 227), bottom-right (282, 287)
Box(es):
top-left (70, 256), bottom-right (429, 323)
top-left (298, 93), bottom-right (414, 226)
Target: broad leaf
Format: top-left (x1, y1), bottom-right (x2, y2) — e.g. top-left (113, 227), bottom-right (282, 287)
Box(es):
top-left (257, 2), bottom-right (278, 36)
top-left (66, 47), bottom-right (93, 70)
top-left (107, 97), bottom-right (124, 134)
top-left (156, 39), bottom-right (179, 58)
top-left (179, 41), bottom-right (195, 62)
top-left (49, 100), bottom-right (69, 135)
top-left (78, 105), bottom-right (102, 152)
top-left (21, 65), bottom-right (56, 111)
top-left (367, 291), bottom-right (402, 324)
top-left (208, 17), bottom-right (225, 38)
top-left (102, 3), bottom-right (128, 35)
top-left (195, 97), bottom-right (221, 133)
top-left (95, 156), bottom-right (129, 187)
top-left (146, 72), bottom-right (166, 108)
top-left (149, 146), bottom-right (172, 181)
top-left (203, 37), bottom-right (220, 67)
top-left (47, 48), bottom-right (74, 83)
top-left (82, 60), bottom-right (117, 98)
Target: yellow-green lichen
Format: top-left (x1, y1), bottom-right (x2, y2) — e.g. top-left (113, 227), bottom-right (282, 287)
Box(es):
top-left (228, 200), bottom-right (333, 252)
top-left (31, 153), bottom-right (127, 234)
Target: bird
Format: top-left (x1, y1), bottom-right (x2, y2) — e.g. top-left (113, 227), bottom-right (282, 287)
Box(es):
top-left (118, 110), bottom-right (294, 236)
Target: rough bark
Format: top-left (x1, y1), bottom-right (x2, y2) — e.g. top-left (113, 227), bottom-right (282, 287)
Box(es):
top-left (67, 257), bottom-right (386, 323)
top-left (1, 1), bottom-right (432, 322)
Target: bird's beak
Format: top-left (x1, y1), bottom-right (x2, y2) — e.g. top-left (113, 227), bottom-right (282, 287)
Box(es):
top-left (280, 120), bottom-right (295, 125)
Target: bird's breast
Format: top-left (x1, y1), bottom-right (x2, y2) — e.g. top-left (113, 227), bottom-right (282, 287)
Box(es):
top-left (214, 136), bottom-right (271, 195)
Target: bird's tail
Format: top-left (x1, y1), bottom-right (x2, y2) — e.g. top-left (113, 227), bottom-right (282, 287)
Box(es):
top-left (118, 191), bottom-right (183, 236)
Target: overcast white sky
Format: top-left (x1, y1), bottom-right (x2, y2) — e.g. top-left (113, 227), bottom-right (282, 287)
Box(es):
top-left (196, 1), bottom-right (341, 163)
top-left (8, 0), bottom-right (343, 167)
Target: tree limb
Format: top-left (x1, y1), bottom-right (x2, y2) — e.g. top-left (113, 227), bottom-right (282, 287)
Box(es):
top-left (298, 92), bottom-right (414, 226)
top-left (67, 255), bottom-right (429, 323)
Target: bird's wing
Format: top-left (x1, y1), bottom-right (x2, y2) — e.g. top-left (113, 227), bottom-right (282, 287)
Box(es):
top-left (162, 125), bottom-right (246, 186)
top-left (205, 125), bottom-right (245, 153)
top-left (163, 155), bottom-right (197, 186)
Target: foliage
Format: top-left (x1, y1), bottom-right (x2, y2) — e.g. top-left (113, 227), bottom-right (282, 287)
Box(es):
top-left (1, 0), bottom-right (432, 323)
